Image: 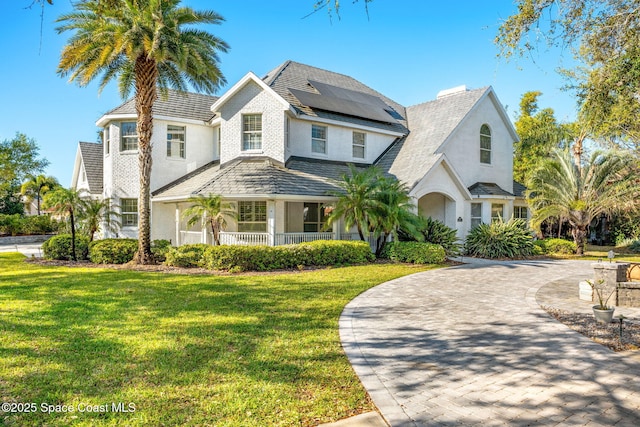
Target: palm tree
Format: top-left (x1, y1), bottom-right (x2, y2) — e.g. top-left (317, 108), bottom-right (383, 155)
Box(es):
top-left (182, 194), bottom-right (235, 245)
top-left (369, 177), bottom-right (421, 256)
top-left (326, 165), bottom-right (381, 241)
top-left (43, 187), bottom-right (84, 261)
top-left (80, 198), bottom-right (120, 242)
top-left (20, 174), bottom-right (59, 215)
top-left (527, 149), bottom-right (639, 255)
top-left (57, 0), bottom-right (228, 264)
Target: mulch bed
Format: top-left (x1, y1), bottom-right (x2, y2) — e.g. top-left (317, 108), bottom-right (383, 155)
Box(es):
top-left (543, 306), bottom-right (640, 352)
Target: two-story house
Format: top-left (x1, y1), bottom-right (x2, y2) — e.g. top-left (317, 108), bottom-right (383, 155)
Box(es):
top-left (72, 60), bottom-right (526, 245)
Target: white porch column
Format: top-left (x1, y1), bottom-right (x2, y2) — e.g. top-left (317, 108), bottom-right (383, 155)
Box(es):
top-left (202, 213), bottom-right (207, 244)
top-left (333, 217), bottom-right (341, 240)
top-left (267, 200), bottom-right (276, 246)
top-left (175, 204), bottom-right (181, 246)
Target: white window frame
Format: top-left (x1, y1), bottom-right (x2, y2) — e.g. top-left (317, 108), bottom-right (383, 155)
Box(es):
top-left (471, 203), bottom-right (482, 229)
top-left (491, 203), bottom-right (504, 222)
top-left (121, 198), bottom-right (138, 227)
top-left (352, 131), bottom-right (366, 159)
top-left (104, 126), bottom-right (110, 155)
top-left (514, 206), bottom-right (528, 220)
top-left (303, 203), bottom-right (332, 233)
top-left (480, 124), bottom-right (491, 164)
top-left (237, 201), bottom-right (267, 232)
top-left (166, 124), bottom-right (186, 159)
top-left (242, 114), bottom-right (262, 151)
top-left (120, 122), bottom-right (138, 152)
top-left (312, 124), bottom-right (327, 154)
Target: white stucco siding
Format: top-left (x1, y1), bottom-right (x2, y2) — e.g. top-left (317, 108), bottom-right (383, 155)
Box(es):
top-left (103, 124), bottom-right (114, 199)
top-left (151, 202), bottom-right (177, 243)
top-left (286, 118), bottom-right (394, 163)
top-left (441, 96), bottom-right (514, 192)
top-left (219, 81), bottom-right (286, 164)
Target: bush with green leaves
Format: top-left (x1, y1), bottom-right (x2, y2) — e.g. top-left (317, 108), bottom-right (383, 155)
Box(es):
top-left (399, 216), bottom-right (460, 256)
top-left (533, 240), bottom-right (546, 255)
top-left (464, 219), bottom-right (535, 259)
top-left (42, 234), bottom-right (89, 260)
top-left (164, 244), bottom-right (210, 268)
top-left (200, 240), bottom-right (373, 272)
top-left (381, 241), bottom-right (446, 264)
top-left (0, 214), bottom-right (61, 236)
top-left (540, 238), bottom-right (577, 254)
top-left (88, 238), bottom-right (138, 264)
top-left (629, 240), bottom-right (640, 254)
top-left (151, 239), bottom-right (173, 263)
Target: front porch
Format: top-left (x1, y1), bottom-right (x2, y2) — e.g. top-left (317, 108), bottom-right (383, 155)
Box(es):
top-left (178, 230), bottom-right (363, 246)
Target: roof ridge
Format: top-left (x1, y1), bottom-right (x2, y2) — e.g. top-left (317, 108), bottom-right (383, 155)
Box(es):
top-left (264, 60), bottom-right (292, 87)
top-left (406, 86), bottom-right (489, 110)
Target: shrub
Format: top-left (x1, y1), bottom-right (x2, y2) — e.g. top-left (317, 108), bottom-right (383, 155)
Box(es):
top-left (201, 240), bottom-right (374, 272)
top-left (151, 239), bottom-right (173, 263)
top-left (164, 244), bottom-right (210, 268)
top-left (400, 217), bottom-right (460, 256)
top-left (533, 240), bottom-right (547, 254)
top-left (381, 241), bottom-right (446, 264)
top-left (541, 238), bottom-right (577, 254)
top-left (22, 215), bottom-right (60, 235)
top-left (629, 240), bottom-right (640, 254)
top-left (0, 214), bottom-right (24, 236)
top-left (42, 234), bottom-right (89, 260)
top-left (89, 238), bottom-right (138, 264)
top-left (464, 219), bottom-right (534, 259)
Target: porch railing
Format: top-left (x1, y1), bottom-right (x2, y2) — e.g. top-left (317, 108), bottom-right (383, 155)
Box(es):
top-left (180, 231), bottom-right (204, 245)
top-left (275, 232), bottom-right (334, 246)
top-left (218, 232), bottom-right (269, 246)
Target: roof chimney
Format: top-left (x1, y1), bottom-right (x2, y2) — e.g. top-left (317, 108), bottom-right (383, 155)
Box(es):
top-left (437, 85), bottom-right (468, 99)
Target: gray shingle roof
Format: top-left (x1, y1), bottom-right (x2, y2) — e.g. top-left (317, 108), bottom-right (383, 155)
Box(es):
top-left (105, 89), bottom-right (219, 122)
top-left (263, 60), bottom-right (408, 134)
top-left (152, 157), bottom-right (350, 199)
top-left (78, 142), bottom-right (103, 194)
top-left (468, 182), bottom-right (514, 197)
top-left (513, 180), bottom-right (527, 198)
top-left (376, 87), bottom-right (489, 188)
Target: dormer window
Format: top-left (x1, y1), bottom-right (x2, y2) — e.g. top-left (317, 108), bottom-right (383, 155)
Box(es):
top-left (242, 114), bottom-right (262, 151)
top-left (480, 124), bottom-right (491, 164)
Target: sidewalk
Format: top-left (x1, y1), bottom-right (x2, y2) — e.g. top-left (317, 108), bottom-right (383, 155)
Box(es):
top-left (0, 243), bottom-right (43, 258)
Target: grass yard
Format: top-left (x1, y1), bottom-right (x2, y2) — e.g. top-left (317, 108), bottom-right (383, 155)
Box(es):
top-left (547, 244), bottom-right (640, 262)
top-left (0, 253), bottom-right (438, 426)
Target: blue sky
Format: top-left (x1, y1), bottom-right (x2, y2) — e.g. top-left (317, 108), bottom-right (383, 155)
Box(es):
top-left (0, 0), bottom-right (579, 184)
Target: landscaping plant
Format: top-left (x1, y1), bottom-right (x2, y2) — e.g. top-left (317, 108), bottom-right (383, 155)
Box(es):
top-left (464, 218), bottom-right (535, 259)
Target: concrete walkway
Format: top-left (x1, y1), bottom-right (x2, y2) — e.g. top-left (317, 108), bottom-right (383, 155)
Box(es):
top-left (340, 259), bottom-right (640, 426)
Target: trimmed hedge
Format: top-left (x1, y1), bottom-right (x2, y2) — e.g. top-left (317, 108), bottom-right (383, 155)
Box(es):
top-left (164, 244), bottom-right (210, 268)
top-left (464, 219), bottom-right (534, 259)
top-left (196, 240), bottom-right (374, 272)
top-left (42, 234), bottom-right (89, 260)
top-left (537, 238), bottom-right (577, 255)
top-left (151, 239), bottom-right (173, 263)
top-left (89, 238), bottom-right (138, 264)
top-left (0, 214), bottom-right (60, 236)
top-left (381, 241), bottom-right (446, 264)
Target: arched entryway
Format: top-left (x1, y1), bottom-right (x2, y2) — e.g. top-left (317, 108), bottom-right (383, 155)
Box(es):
top-left (417, 192), bottom-right (457, 230)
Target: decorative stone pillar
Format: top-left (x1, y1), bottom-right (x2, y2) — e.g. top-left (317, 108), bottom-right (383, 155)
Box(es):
top-left (591, 262), bottom-right (629, 306)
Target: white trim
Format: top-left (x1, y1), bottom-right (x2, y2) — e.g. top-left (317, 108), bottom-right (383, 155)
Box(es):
top-left (295, 114), bottom-right (405, 137)
top-left (153, 194), bottom-right (338, 203)
top-left (96, 113), bottom-right (209, 127)
top-left (210, 72), bottom-right (291, 113)
top-left (410, 153), bottom-right (473, 200)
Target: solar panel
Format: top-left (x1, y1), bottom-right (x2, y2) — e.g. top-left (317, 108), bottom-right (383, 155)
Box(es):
top-left (307, 80), bottom-right (389, 109)
top-left (289, 88), bottom-right (396, 123)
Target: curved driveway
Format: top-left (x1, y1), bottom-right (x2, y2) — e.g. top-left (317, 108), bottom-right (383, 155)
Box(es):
top-left (340, 259), bottom-right (640, 426)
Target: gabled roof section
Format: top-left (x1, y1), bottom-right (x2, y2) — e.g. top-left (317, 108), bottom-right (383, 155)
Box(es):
top-left (97, 89), bottom-right (219, 126)
top-left (209, 71), bottom-right (290, 114)
top-left (263, 60), bottom-right (408, 134)
top-left (78, 142), bottom-right (103, 194)
top-left (377, 87), bottom-right (502, 188)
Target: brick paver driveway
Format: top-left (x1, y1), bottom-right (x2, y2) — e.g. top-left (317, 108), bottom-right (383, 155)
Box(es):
top-left (340, 259), bottom-right (640, 426)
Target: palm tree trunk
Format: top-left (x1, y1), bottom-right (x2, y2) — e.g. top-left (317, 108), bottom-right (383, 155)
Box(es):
top-left (210, 220), bottom-right (220, 245)
top-left (69, 208), bottom-right (77, 261)
top-left (133, 55), bottom-right (158, 265)
top-left (36, 189), bottom-right (41, 215)
top-left (572, 225), bottom-right (587, 256)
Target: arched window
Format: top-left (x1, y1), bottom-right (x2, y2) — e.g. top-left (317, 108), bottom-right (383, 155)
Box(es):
top-left (480, 124), bottom-right (491, 164)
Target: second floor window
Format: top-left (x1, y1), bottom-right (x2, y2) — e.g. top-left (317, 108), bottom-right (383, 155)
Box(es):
top-left (121, 198), bottom-right (138, 227)
top-left (120, 122), bottom-right (138, 151)
top-left (167, 125), bottom-right (186, 159)
top-left (242, 114), bottom-right (262, 151)
top-left (480, 124), bottom-right (491, 164)
top-left (312, 124), bottom-right (327, 154)
top-left (352, 131), bottom-right (366, 159)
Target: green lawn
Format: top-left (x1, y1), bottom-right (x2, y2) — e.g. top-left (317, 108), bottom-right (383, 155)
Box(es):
top-left (0, 253), bottom-right (437, 426)
top-left (548, 244), bottom-right (640, 262)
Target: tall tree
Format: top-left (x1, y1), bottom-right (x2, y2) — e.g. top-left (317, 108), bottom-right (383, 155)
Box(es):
top-left (496, 0), bottom-right (640, 151)
top-left (527, 149), bottom-right (638, 255)
top-left (79, 198), bottom-right (120, 242)
top-left (57, 0), bottom-right (228, 264)
top-left (43, 187), bottom-right (84, 261)
top-left (513, 91), bottom-right (573, 184)
top-left (182, 194), bottom-right (235, 246)
top-left (20, 174), bottom-right (59, 215)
